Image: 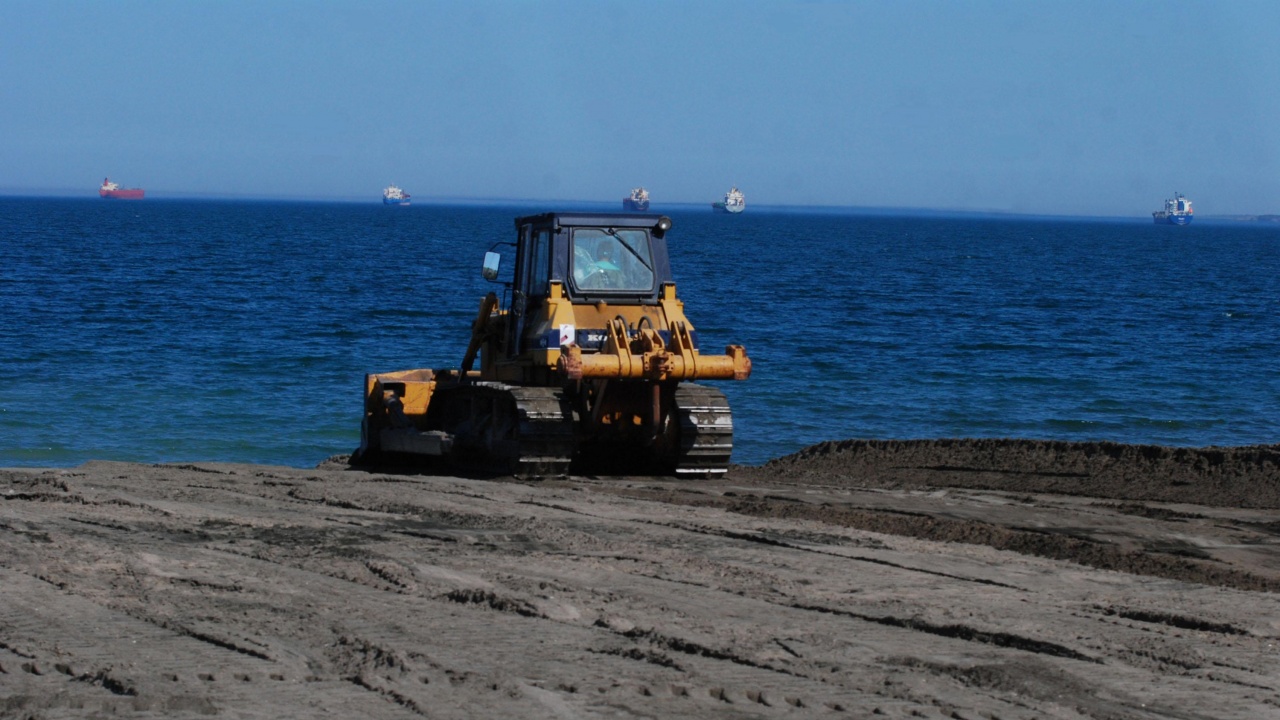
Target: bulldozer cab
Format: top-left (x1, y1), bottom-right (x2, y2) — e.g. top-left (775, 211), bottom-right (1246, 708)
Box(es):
top-left (507, 212), bottom-right (673, 300)
top-left (485, 213), bottom-right (676, 362)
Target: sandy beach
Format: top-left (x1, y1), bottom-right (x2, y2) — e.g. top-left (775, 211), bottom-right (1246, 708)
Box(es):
top-left (2, 439), bottom-right (1279, 718)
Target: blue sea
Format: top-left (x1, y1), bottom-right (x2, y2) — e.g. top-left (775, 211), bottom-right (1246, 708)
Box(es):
top-left (3, 197), bottom-right (1278, 469)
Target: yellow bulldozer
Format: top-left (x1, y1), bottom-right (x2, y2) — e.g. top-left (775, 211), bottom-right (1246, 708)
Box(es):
top-left (354, 212), bottom-right (751, 476)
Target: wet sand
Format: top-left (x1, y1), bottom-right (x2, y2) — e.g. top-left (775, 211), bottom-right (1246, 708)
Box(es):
top-left (2, 439), bottom-right (1279, 718)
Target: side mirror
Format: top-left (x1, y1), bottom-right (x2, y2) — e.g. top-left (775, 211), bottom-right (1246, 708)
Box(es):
top-left (482, 251), bottom-right (501, 280)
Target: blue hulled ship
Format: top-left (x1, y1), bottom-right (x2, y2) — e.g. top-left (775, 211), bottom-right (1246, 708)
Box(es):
top-left (383, 184), bottom-right (410, 205)
top-left (1153, 192), bottom-right (1192, 225)
top-left (623, 187), bottom-right (650, 211)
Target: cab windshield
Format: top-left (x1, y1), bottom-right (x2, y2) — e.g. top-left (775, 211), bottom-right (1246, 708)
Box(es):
top-left (570, 228), bottom-right (655, 292)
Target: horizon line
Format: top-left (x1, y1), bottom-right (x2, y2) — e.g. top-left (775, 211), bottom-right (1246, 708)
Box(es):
top-left (2, 189), bottom-right (1277, 224)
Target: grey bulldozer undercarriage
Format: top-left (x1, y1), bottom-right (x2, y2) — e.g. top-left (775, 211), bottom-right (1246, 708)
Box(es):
top-left (421, 381), bottom-right (733, 478)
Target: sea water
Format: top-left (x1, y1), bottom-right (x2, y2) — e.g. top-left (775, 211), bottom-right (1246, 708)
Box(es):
top-left (2, 197), bottom-right (1278, 468)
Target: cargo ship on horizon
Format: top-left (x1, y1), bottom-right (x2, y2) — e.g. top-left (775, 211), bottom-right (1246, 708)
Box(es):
top-left (622, 187), bottom-right (650, 211)
top-left (712, 186), bottom-right (745, 214)
top-left (99, 178), bottom-right (144, 200)
top-left (383, 184), bottom-right (410, 205)
top-left (1153, 192), bottom-right (1193, 225)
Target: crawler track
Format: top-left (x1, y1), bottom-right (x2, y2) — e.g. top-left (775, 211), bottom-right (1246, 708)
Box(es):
top-left (437, 382), bottom-right (735, 478)
top-left (669, 384), bottom-right (734, 476)
top-left (435, 382), bottom-right (576, 478)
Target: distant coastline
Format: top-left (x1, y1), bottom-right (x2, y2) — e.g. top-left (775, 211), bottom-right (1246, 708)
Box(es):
top-left (1201, 214), bottom-right (1280, 224)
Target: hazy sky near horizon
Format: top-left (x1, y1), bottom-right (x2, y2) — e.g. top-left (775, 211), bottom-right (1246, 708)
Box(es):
top-left (3, 1), bottom-right (1278, 216)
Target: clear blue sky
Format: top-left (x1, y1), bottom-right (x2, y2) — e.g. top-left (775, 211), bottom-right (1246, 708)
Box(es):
top-left (3, 1), bottom-right (1278, 216)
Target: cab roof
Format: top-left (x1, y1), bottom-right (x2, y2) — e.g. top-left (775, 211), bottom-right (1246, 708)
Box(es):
top-left (515, 212), bottom-right (668, 230)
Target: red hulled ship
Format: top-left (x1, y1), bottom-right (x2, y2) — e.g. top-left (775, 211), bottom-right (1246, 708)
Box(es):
top-left (99, 178), bottom-right (144, 200)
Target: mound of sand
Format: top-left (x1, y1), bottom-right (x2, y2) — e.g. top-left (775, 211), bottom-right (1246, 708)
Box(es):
top-left (741, 438), bottom-right (1280, 508)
